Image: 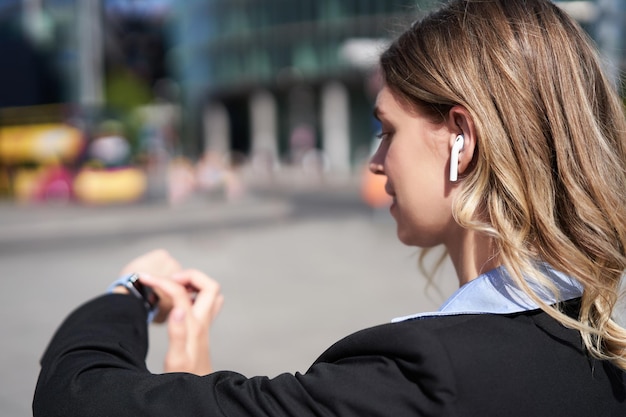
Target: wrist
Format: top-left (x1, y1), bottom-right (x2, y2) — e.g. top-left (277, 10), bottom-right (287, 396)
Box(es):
top-left (111, 286), bottom-right (130, 295)
top-left (108, 273), bottom-right (160, 322)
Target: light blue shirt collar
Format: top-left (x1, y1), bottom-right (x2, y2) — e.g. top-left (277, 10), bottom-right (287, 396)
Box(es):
top-left (392, 265), bottom-right (583, 322)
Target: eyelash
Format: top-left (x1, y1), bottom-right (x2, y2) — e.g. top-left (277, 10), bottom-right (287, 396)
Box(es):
top-left (376, 131), bottom-right (391, 141)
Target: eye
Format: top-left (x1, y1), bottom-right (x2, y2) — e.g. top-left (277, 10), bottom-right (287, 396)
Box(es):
top-left (376, 131), bottom-right (391, 141)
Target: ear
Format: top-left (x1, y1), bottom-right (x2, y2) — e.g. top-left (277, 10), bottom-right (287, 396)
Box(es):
top-left (445, 105), bottom-right (477, 180)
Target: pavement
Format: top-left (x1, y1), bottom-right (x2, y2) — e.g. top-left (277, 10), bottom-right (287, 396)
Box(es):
top-left (0, 194), bottom-right (293, 252)
top-left (0, 169), bottom-right (362, 252)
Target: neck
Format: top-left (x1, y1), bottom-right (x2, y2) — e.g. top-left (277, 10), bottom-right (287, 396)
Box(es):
top-left (446, 227), bottom-right (500, 287)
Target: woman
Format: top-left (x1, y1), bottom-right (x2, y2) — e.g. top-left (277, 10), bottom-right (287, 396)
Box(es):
top-left (34, 1), bottom-right (626, 416)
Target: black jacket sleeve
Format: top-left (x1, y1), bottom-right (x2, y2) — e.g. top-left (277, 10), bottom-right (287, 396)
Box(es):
top-left (33, 294), bottom-right (457, 417)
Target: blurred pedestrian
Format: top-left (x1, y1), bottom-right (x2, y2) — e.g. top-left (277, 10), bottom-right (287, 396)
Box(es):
top-left (34, 1), bottom-right (626, 416)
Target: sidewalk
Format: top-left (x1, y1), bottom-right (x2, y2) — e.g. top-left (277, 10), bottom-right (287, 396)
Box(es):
top-left (0, 194), bottom-right (294, 251)
top-left (0, 174), bottom-right (364, 251)
top-left (0, 168), bottom-right (364, 251)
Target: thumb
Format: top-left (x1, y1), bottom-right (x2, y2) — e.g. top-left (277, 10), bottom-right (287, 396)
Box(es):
top-left (164, 308), bottom-right (188, 372)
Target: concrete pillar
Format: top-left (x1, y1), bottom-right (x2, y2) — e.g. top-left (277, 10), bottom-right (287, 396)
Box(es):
top-left (321, 81), bottom-right (350, 174)
top-left (77, 0), bottom-right (104, 109)
top-left (249, 90), bottom-right (279, 170)
top-left (203, 103), bottom-right (230, 156)
top-left (287, 85), bottom-right (317, 166)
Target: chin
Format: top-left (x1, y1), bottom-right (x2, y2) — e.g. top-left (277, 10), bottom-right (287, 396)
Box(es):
top-left (396, 225), bottom-right (441, 248)
top-left (396, 227), bottom-right (420, 247)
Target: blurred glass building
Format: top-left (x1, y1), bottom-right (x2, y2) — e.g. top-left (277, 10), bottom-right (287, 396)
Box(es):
top-left (170, 0), bottom-right (441, 174)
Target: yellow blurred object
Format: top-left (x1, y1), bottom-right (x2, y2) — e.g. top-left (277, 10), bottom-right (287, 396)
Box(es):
top-left (12, 168), bottom-right (44, 203)
top-left (74, 167), bottom-right (147, 205)
top-left (0, 168), bottom-right (10, 195)
top-left (0, 124), bottom-right (84, 164)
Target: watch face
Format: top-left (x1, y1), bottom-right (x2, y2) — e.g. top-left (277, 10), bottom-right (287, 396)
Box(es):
top-left (141, 285), bottom-right (160, 309)
top-left (128, 273), bottom-right (159, 310)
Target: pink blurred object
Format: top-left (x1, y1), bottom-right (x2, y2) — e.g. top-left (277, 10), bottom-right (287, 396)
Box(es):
top-left (14, 165), bottom-right (74, 203)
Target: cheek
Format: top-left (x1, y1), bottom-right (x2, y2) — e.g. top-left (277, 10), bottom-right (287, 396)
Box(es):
top-left (397, 158), bottom-right (447, 207)
top-left (393, 164), bottom-right (454, 246)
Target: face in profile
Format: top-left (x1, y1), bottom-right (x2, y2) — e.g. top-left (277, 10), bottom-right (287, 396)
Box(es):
top-left (371, 86), bottom-right (460, 248)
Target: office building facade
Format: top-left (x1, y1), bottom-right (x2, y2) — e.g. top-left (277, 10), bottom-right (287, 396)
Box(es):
top-left (171, 0), bottom-right (440, 173)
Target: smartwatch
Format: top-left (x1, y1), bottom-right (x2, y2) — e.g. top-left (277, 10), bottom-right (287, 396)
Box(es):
top-left (108, 273), bottom-right (160, 322)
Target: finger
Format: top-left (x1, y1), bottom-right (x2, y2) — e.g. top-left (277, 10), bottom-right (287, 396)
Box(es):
top-left (172, 270), bottom-right (222, 322)
top-left (210, 294), bottom-right (225, 322)
top-left (144, 279), bottom-right (175, 324)
top-left (164, 307), bottom-right (189, 373)
top-left (171, 269), bottom-right (220, 299)
top-left (140, 274), bottom-right (192, 311)
top-left (192, 280), bottom-right (221, 322)
top-left (171, 269), bottom-right (214, 290)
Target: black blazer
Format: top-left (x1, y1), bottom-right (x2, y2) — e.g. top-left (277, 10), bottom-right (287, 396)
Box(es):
top-left (34, 294), bottom-right (626, 416)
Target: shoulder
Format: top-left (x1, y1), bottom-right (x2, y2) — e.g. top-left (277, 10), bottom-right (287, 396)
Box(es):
top-left (319, 308), bottom-right (583, 373)
top-left (319, 310), bottom-right (545, 357)
top-left (314, 308), bottom-right (626, 416)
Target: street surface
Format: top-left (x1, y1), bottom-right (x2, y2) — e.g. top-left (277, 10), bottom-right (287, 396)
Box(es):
top-left (0, 174), bottom-right (458, 416)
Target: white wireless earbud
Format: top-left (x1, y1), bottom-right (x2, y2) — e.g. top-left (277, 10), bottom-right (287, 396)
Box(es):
top-left (449, 134), bottom-right (464, 182)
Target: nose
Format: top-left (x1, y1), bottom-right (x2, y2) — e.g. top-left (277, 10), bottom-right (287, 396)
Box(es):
top-left (369, 145), bottom-right (385, 175)
top-left (369, 160), bottom-right (384, 175)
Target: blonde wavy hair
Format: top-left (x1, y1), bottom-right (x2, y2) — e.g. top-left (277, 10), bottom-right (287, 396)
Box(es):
top-left (380, 0), bottom-right (626, 369)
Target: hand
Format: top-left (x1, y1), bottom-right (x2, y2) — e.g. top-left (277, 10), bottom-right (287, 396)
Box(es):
top-left (140, 270), bottom-right (224, 375)
top-left (120, 249), bottom-right (182, 277)
top-left (120, 250), bottom-right (183, 322)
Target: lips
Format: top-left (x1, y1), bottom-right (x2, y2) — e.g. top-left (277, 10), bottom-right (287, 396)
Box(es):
top-left (385, 183), bottom-right (397, 211)
top-left (384, 182), bottom-right (395, 197)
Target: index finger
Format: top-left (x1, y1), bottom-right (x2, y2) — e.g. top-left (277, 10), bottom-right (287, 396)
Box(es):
top-left (171, 269), bottom-right (221, 321)
top-left (139, 274), bottom-right (192, 311)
